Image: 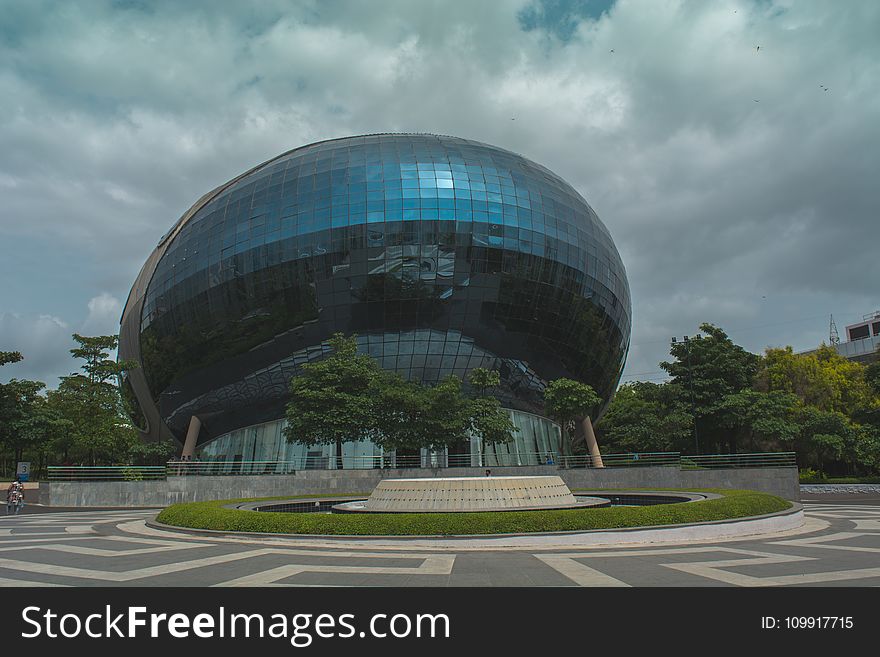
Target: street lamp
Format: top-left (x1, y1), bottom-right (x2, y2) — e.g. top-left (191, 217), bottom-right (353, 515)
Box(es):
top-left (671, 335), bottom-right (701, 454)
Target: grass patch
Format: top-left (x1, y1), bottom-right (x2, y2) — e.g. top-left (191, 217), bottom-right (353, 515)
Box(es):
top-left (155, 488), bottom-right (791, 536)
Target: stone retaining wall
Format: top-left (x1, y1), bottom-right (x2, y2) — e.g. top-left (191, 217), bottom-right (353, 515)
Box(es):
top-left (47, 464), bottom-right (799, 506)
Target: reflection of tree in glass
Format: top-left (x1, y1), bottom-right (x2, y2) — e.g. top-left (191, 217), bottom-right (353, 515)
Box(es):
top-left (140, 271), bottom-right (319, 400)
top-left (491, 260), bottom-right (625, 406)
top-left (353, 272), bottom-right (445, 328)
top-left (119, 374), bottom-right (148, 431)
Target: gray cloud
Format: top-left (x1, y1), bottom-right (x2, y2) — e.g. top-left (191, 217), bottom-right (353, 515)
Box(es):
top-left (0, 293), bottom-right (123, 385)
top-left (0, 313), bottom-right (74, 385)
top-left (0, 0), bottom-right (877, 390)
top-left (80, 293), bottom-right (123, 337)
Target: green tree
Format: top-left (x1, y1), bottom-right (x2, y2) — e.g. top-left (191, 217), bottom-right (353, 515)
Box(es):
top-left (661, 324), bottom-right (761, 453)
top-left (598, 382), bottom-right (694, 453)
top-left (42, 414), bottom-right (75, 469)
top-left (0, 378), bottom-right (48, 464)
top-left (465, 368), bottom-right (516, 464)
top-left (418, 375), bottom-right (474, 452)
top-left (126, 439), bottom-right (177, 466)
top-left (544, 378), bottom-right (601, 456)
top-left (0, 352), bottom-right (25, 449)
top-left (811, 433), bottom-right (846, 473)
top-left (370, 369), bottom-right (516, 459)
top-left (596, 324), bottom-right (879, 474)
top-left (753, 344), bottom-right (879, 474)
top-left (369, 371), bottom-right (429, 452)
top-left (865, 353), bottom-right (880, 397)
top-left (284, 337), bottom-right (517, 464)
top-left (715, 390), bottom-right (801, 453)
top-left (1, 349), bottom-right (52, 475)
top-left (852, 424), bottom-right (880, 474)
top-left (0, 351), bottom-right (23, 368)
top-left (283, 333), bottom-right (380, 469)
top-left (467, 368), bottom-right (499, 398)
top-left (793, 406), bottom-right (857, 475)
top-left (71, 334), bottom-right (130, 383)
top-left (757, 345), bottom-right (875, 416)
top-left (49, 375), bottom-right (139, 464)
top-left (468, 398), bottom-right (518, 451)
top-left (48, 335), bottom-right (138, 465)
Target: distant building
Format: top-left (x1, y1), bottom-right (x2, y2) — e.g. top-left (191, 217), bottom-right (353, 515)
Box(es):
top-left (836, 312), bottom-right (880, 364)
top-left (845, 312), bottom-right (880, 342)
top-left (801, 311), bottom-right (880, 365)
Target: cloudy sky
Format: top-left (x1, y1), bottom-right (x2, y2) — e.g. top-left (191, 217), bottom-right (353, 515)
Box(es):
top-left (1, 0), bottom-right (877, 388)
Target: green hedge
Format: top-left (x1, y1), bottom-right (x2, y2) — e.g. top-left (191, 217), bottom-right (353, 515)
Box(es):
top-left (799, 475), bottom-right (880, 484)
top-left (155, 488), bottom-right (791, 536)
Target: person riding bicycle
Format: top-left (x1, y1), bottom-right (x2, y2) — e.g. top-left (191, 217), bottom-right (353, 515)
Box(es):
top-left (6, 480), bottom-right (24, 515)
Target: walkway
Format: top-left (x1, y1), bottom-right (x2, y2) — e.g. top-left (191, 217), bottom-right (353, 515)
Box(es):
top-left (1, 500), bottom-right (879, 586)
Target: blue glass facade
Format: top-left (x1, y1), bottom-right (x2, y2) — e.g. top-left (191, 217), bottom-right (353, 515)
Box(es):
top-left (120, 134), bottom-right (631, 450)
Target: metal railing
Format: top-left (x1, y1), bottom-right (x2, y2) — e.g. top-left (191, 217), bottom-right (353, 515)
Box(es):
top-left (47, 466), bottom-right (167, 482)
top-left (683, 452), bottom-right (798, 469)
top-left (45, 451), bottom-right (797, 480)
top-left (162, 451), bottom-right (794, 476)
top-left (164, 452), bottom-right (564, 476)
top-left (559, 452), bottom-right (681, 469)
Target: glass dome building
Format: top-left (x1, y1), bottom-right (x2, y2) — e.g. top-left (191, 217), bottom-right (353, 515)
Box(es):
top-left (119, 134), bottom-right (631, 468)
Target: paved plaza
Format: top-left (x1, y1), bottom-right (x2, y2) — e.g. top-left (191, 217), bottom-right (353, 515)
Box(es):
top-left (1, 500), bottom-right (879, 587)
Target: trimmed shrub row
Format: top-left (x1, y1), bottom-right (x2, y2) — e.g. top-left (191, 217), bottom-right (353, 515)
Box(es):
top-left (799, 474), bottom-right (880, 484)
top-left (155, 488), bottom-right (792, 536)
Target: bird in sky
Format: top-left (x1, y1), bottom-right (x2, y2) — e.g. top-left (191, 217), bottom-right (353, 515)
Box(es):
top-left (753, 99), bottom-right (760, 102)
top-left (610, 49), bottom-right (614, 53)
top-left (756, 45), bottom-right (760, 53)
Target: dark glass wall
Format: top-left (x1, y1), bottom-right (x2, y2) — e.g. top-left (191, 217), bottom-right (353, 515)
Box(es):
top-left (127, 134), bottom-right (631, 445)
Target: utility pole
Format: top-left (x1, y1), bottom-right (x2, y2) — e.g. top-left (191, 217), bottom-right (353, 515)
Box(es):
top-left (671, 335), bottom-right (701, 454)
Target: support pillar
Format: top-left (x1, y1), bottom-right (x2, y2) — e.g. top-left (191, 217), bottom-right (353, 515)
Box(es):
top-left (580, 416), bottom-right (604, 468)
top-left (181, 415), bottom-right (201, 459)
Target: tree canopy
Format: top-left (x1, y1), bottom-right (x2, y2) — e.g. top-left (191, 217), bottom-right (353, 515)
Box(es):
top-left (283, 333), bottom-right (379, 468)
top-left (0, 351), bottom-right (23, 367)
top-left (757, 345), bottom-right (875, 416)
top-left (599, 381), bottom-right (693, 453)
top-left (659, 324), bottom-right (761, 453)
top-left (599, 324), bottom-right (880, 476)
top-left (544, 378), bottom-right (602, 455)
top-left (0, 335), bottom-right (154, 477)
top-left (284, 333), bottom-right (517, 466)
top-left (46, 334), bottom-right (140, 466)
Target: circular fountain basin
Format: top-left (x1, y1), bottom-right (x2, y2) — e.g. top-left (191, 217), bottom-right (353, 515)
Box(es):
top-left (332, 475), bottom-right (610, 513)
